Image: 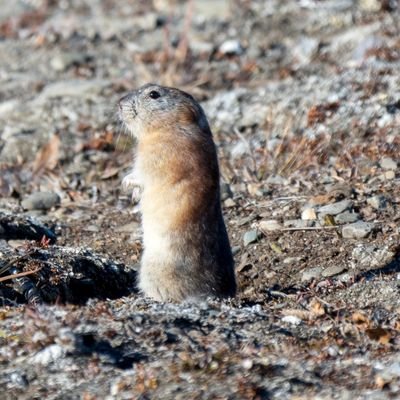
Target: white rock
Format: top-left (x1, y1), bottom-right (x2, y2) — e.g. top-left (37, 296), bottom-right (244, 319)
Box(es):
top-left (282, 315), bottom-right (302, 325)
top-left (219, 40), bottom-right (243, 55)
top-left (242, 359), bottom-right (253, 370)
top-left (301, 208), bottom-right (317, 220)
top-left (31, 344), bottom-right (65, 365)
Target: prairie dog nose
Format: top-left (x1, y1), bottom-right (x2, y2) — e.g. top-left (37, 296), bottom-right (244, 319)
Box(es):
top-left (118, 94), bottom-right (131, 110)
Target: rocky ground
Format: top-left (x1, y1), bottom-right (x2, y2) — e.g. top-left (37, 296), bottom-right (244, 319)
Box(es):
top-left (0, 0), bottom-right (400, 399)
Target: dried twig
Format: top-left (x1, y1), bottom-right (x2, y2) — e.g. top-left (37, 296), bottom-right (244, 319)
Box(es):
top-left (281, 226), bottom-right (339, 232)
top-left (0, 267), bottom-right (42, 283)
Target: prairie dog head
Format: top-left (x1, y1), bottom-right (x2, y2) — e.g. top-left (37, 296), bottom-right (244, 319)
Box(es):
top-left (118, 83), bottom-right (211, 138)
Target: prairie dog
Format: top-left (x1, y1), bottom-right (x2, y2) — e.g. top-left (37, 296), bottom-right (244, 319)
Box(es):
top-left (118, 83), bottom-right (236, 302)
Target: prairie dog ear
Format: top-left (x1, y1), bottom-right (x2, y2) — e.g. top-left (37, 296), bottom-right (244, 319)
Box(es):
top-left (177, 103), bottom-right (212, 136)
top-left (178, 103), bottom-right (199, 124)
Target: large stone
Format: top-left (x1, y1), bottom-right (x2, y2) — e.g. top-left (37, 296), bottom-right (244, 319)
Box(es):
top-left (21, 192), bottom-right (61, 211)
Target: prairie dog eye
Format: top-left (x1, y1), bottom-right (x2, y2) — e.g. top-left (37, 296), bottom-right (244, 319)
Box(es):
top-left (149, 90), bottom-right (160, 99)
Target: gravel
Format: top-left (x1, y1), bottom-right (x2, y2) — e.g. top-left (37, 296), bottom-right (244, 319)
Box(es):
top-left (0, 1), bottom-right (399, 398)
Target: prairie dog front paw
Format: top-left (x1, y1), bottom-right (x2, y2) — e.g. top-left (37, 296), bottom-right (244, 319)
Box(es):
top-left (122, 173), bottom-right (141, 203)
top-left (122, 172), bottom-right (137, 190)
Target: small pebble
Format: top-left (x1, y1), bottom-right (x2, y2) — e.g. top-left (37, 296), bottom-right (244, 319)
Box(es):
top-left (386, 100), bottom-right (400, 114)
top-left (224, 198), bottom-right (236, 208)
top-left (243, 229), bottom-right (259, 246)
top-left (219, 39), bottom-right (243, 55)
top-left (282, 315), bottom-right (302, 325)
top-left (220, 182), bottom-right (233, 201)
top-left (334, 211), bottom-right (360, 224)
top-left (283, 219), bottom-right (313, 228)
top-left (359, 0), bottom-right (381, 12)
top-left (259, 220), bottom-right (282, 231)
top-left (342, 221), bottom-right (374, 239)
top-left (242, 359), bottom-right (253, 370)
top-left (21, 192), bottom-right (60, 211)
top-left (9, 372), bottom-right (29, 389)
top-left (231, 246), bottom-right (241, 256)
top-left (301, 267), bottom-right (323, 282)
top-left (367, 195), bottom-right (387, 210)
top-left (384, 170), bottom-right (395, 180)
top-left (380, 157), bottom-right (397, 171)
top-left (301, 208), bottom-right (317, 220)
top-left (322, 264), bottom-right (347, 277)
top-left (327, 346), bottom-right (339, 357)
top-left (7, 240), bottom-right (26, 248)
top-left (114, 222), bottom-right (140, 233)
top-left (50, 52), bottom-right (91, 72)
top-left (283, 256), bottom-right (302, 265)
